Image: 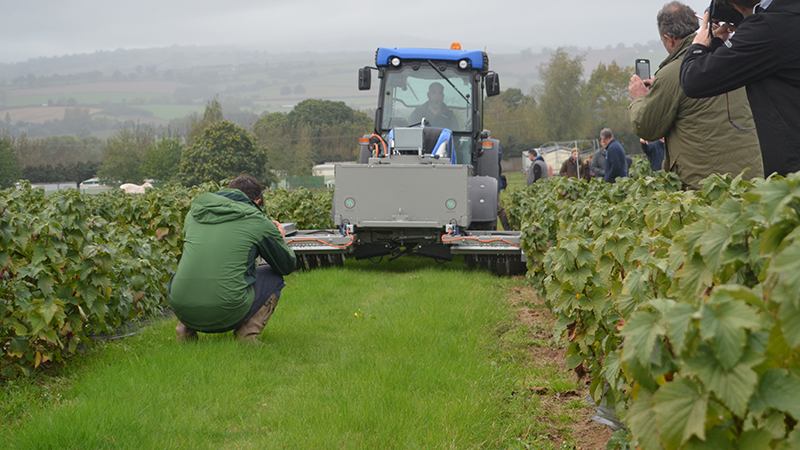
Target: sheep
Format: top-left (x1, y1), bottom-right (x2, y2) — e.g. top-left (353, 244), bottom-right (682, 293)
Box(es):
top-left (119, 182), bottom-right (153, 194)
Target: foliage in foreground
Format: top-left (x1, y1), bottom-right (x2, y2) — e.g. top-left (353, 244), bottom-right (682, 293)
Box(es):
top-left (0, 184), bottom-right (333, 378)
top-left (505, 160), bottom-right (800, 449)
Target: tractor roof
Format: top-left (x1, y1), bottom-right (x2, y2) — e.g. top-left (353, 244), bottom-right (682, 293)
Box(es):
top-left (375, 47), bottom-right (487, 70)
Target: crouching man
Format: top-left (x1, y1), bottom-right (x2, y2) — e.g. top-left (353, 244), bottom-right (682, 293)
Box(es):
top-left (168, 175), bottom-right (296, 343)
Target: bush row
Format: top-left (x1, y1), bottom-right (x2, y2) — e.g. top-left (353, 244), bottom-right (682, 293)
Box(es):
top-left (0, 184), bottom-right (333, 378)
top-left (505, 159), bottom-right (800, 449)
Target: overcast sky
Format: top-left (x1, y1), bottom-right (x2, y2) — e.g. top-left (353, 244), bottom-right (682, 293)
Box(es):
top-left (2, 0), bottom-right (713, 63)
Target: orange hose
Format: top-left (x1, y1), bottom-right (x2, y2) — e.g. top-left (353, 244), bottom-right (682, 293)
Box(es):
top-left (440, 230), bottom-right (521, 248)
top-left (286, 228), bottom-right (355, 249)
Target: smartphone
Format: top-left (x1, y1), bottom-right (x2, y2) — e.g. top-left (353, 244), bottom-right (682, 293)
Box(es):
top-left (635, 59), bottom-right (650, 81)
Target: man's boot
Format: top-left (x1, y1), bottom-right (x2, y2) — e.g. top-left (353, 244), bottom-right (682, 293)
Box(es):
top-left (175, 321), bottom-right (198, 343)
top-left (234, 294), bottom-right (279, 344)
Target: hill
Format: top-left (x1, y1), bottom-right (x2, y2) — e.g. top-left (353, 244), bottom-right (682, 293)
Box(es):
top-left (0, 43), bottom-right (667, 137)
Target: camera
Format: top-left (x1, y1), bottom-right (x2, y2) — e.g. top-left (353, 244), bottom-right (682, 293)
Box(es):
top-left (709, 0), bottom-right (744, 27)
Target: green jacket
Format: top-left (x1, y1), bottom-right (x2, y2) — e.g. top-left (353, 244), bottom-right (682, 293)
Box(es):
top-left (629, 33), bottom-right (763, 190)
top-left (168, 189), bottom-right (296, 332)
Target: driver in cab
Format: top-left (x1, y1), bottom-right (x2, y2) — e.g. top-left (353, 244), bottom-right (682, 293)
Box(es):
top-left (407, 82), bottom-right (459, 130)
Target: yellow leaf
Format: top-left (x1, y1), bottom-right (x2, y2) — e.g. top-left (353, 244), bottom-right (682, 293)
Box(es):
top-left (34, 351), bottom-right (42, 368)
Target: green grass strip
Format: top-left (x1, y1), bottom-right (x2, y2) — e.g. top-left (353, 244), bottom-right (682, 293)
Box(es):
top-left (2, 258), bottom-right (551, 449)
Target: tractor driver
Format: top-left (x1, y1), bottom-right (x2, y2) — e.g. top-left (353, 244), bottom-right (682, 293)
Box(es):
top-left (407, 82), bottom-right (459, 131)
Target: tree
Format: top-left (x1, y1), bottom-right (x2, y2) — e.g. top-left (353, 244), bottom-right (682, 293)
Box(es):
top-left (585, 61), bottom-right (638, 152)
top-left (535, 49), bottom-right (591, 142)
top-left (0, 133), bottom-right (21, 189)
top-left (484, 88), bottom-right (539, 159)
top-left (252, 100), bottom-right (371, 176)
top-left (185, 96), bottom-right (224, 147)
top-left (141, 133), bottom-right (183, 183)
top-left (179, 120), bottom-right (267, 186)
top-left (98, 123), bottom-right (154, 185)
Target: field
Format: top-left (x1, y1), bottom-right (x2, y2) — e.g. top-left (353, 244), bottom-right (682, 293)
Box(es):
top-left (0, 106), bottom-right (103, 123)
top-left (0, 258), bottom-right (609, 449)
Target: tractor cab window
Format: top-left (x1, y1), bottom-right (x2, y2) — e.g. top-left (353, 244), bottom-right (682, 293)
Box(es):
top-left (381, 65), bottom-right (473, 133)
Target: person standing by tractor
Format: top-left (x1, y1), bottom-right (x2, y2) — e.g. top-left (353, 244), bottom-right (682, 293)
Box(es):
top-left (527, 149), bottom-right (550, 186)
top-left (600, 128), bottom-right (629, 183)
top-left (168, 175), bottom-right (296, 343)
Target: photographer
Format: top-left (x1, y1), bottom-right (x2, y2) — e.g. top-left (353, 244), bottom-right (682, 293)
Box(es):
top-left (168, 175), bottom-right (296, 344)
top-left (629, 1), bottom-right (762, 190)
top-left (680, 0), bottom-right (800, 176)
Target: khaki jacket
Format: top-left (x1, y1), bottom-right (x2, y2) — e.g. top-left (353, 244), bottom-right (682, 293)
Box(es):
top-left (629, 33), bottom-right (764, 189)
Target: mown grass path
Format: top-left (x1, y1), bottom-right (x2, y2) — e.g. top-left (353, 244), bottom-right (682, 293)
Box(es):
top-left (1, 258), bottom-right (598, 449)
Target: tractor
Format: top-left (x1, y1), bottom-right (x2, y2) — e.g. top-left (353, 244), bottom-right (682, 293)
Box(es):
top-left (284, 43), bottom-right (526, 275)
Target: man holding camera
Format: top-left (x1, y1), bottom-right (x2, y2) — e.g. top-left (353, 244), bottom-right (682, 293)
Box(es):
top-left (680, 0), bottom-right (800, 177)
top-left (168, 175), bottom-right (296, 344)
top-left (629, 1), bottom-right (763, 190)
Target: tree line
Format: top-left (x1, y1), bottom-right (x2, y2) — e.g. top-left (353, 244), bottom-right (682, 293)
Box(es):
top-left (1, 49), bottom-right (642, 190)
top-left (0, 97), bottom-right (372, 189)
top-left (485, 48), bottom-right (638, 159)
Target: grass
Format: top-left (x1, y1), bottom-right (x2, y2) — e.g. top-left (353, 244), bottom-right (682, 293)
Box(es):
top-left (0, 257), bottom-right (593, 449)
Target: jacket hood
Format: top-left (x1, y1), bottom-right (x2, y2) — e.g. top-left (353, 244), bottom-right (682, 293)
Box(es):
top-left (190, 189), bottom-right (263, 224)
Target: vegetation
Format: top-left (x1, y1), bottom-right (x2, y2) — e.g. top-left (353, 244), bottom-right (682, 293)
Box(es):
top-left (1, 259), bottom-right (592, 449)
top-left (0, 183), bottom-right (334, 378)
top-left (0, 133), bottom-right (20, 189)
top-left (505, 162), bottom-right (800, 449)
top-left (178, 120), bottom-right (268, 187)
top-left (252, 99), bottom-right (372, 176)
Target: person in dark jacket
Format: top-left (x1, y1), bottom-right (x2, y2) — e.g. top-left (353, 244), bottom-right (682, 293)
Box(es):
top-left (590, 147), bottom-right (606, 179)
top-left (600, 128), bottom-right (629, 183)
top-left (680, 0), bottom-right (800, 176)
top-left (168, 175), bottom-right (296, 343)
top-left (527, 149), bottom-right (550, 185)
top-left (640, 138), bottom-right (666, 172)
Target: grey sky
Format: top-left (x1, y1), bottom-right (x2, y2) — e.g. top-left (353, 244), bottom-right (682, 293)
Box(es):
top-left (2, 0), bottom-right (712, 63)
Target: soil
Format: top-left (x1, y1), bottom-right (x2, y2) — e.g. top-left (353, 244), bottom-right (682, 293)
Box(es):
top-left (505, 283), bottom-right (612, 450)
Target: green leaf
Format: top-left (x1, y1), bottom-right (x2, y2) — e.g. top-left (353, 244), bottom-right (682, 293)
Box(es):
top-left (684, 346), bottom-right (757, 417)
top-left (699, 298), bottom-right (761, 370)
top-left (672, 253), bottom-right (713, 298)
top-left (698, 222), bottom-right (731, 273)
top-left (780, 296), bottom-right (800, 348)
top-left (652, 377), bottom-right (708, 450)
top-left (777, 426), bottom-right (800, 450)
top-left (769, 240), bottom-right (800, 305)
top-left (683, 427), bottom-right (734, 450)
top-left (621, 310), bottom-right (666, 367)
top-left (760, 219), bottom-right (797, 254)
top-left (737, 429), bottom-right (773, 450)
top-left (627, 389), bottom-right (660, 450)
top-left (752, 178), bottom-right (791, 221)
top-left (749, 369), bottom-right (800, 420)
top-left (664, 302), bottom-right (697, 355)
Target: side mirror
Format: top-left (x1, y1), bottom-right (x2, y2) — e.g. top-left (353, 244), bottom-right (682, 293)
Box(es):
top-left (358, 67), bottom-right (371, 91)
top-left (485, 72), bottom-right (500, 97)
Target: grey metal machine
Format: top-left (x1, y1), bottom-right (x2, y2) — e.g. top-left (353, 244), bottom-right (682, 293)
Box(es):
top-left (284, 44), bottom-right (525, 275)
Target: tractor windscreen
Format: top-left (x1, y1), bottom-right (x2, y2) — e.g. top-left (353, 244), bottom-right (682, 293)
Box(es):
top-left (381, 65), bottom-right (473, 133)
